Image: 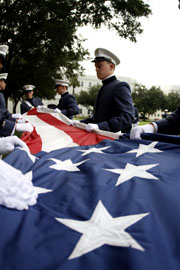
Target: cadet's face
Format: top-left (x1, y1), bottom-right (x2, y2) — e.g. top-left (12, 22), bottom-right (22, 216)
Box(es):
top-left (0, 56), bottom-right (5, 70)
top-left (26, 91), bottom-right (33, 99)
top-left (95, 60), bottom-right (115, 80)
top-left (0, 80), bottom-right (6, 90)
top-left (57, 85), bottom-right (67, 95)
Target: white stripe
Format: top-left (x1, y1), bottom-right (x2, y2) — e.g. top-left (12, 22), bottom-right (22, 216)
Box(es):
top-left (24, 115), bottom-right (78, 152)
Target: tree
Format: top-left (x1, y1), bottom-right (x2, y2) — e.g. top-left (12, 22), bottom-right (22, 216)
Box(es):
top-left (76, 84), bottom-right (100, 112)
top-left (165, 92), bottom-right (180, 112)
top-left (132, 84), bottom-right (166, 119)
top-left (0, 0), bottom-right (151, 111)
top-left (76, 91), bottom-right (90, 110)
top-left (132, 83), bottom-right (149, 119)
top-left (147, 86), bottom-right (166, 114)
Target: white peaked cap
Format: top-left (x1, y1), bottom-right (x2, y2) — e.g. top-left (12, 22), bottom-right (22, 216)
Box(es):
top-left (23, 85), bottom-right (35, 91)
top-left (0, 45), bottom-right (9, 56)
top-left (55, 79), bottom-right (69, 87)
top-left (0, 73), bottom-right (8, 80)
top-left (92, 48), bottom-right (120, 66)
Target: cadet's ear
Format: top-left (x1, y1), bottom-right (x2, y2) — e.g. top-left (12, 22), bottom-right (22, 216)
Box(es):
top-left (109, 62), bottom-right (115, 70)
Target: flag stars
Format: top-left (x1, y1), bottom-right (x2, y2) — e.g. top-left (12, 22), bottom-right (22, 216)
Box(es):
top-left (55, 201), bottom-right (149, 259)
top-left (78, 146), bottom-right (110, 156)
top-left (25, 171), bottom-right (52, 195)
top-left (18, 147), bottom-right (38, 163)
top-left (48, 158), bottom-right (89, 171)
top-left (104, 163), bottom-right (159, 186)
top-left (127, 142), bottom-right (163, 157)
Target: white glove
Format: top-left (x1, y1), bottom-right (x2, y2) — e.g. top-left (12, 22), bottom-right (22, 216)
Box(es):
top-left (0, 159), bottom-right (37, 210)
top-left (0, 136), bottom-right (29, 154)
top-left (37, 105), bottom-right (46, 110)
top-left (130, 124), bottom-right (155, 140)
top-left (16, 123), bottom-right (33, 133)
top-left (12, 113), bottom-right (22, 119)
top-left (17, 118), bottom-right (28, 123)
top-left (70, 120), bottom-right (80, 126)
top-left (54, 108), bottom-right (61, 113)
top-left (86, 123), bottom-right (99, 132)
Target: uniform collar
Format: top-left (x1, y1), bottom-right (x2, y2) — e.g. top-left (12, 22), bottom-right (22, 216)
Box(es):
top-left (102, 75), bottom-right (116, 86)
top-left (61, 91), bottom-right (68, 97)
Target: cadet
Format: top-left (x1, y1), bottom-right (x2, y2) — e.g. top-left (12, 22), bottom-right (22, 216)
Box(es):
top-left (0, 45), bottom-right (8, 70)
top-left (0, 46), bottom-right (35, 209)
top-left (130, 105), bottom-right (180, 140)
top-left (0, 73), bottom-right (33, 136)
top-left (76, 48), bottom-right (134, 133)
top-left (20, 85), bottom-right (43, 114)
top-left (132, 104), bottom-right (139, 128)
top-left (54, 79), bottom-right (79, 119)
top-left (0, 73), bottom-right (17, 119)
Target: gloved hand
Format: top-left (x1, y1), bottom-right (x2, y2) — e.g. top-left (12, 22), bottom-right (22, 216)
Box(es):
top-left (12, 113), bottom-right (22, 119)
top-left (17, 118), bottom-right (28, 124)
top-left (70, 120), bottom-right (80, 126)
top-left (15, 123), bottom-right (33, 133)
top-left (37, 105), bottom-right (46, 110)
top-left (0, 159), bottom-right (37, 210)
top-left (86, 123), bottom-right (99, 132)
top-left (130, 124), bottom-right (155, 140)
top-left (0, 136), bottom-right (29, 154)
top-left (54, 108), bottom-right (61, 113)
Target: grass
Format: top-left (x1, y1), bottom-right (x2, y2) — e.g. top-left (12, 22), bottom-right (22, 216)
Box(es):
top-left (74, 116), bottom-right (86, 120)
top-left (138, 121), bottom-right (151, 126)
top-left (74, 117), bottom-right (151, 126)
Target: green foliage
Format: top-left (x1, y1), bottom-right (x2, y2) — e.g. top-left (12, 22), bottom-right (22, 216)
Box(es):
top-left (76, 84), bottom-right (100, 110)
top-left (73, 0), bottom-right (151, 41)
top-left (132, 84), bottom-right (180, 118)
top-left (0, 0), bottom-right (151, 111)
top-left (147, 86), bottom-right (166, 113)
top-left (132, 83), bottom-right (166, 118)
top-left (132, 83), bottom-right (149, 115)
top-left (76, 90), bottom-right (90, 109)
top-left (165, 92), bottom-right (180, 112)
top-left (88, 84), bottom-right (100, 106)
top-left (138, 121), bottom-right (151, 126)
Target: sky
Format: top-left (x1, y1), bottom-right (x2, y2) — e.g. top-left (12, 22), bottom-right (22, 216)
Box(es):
top-left (78, 0), bottom-right (180, 88)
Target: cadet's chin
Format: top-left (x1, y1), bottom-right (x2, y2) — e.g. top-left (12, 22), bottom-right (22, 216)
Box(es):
top-left (96, 73), bottom-right (103, 80)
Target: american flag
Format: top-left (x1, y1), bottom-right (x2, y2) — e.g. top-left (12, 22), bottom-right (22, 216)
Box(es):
top-left (1, 109), bottom-right (180, 270)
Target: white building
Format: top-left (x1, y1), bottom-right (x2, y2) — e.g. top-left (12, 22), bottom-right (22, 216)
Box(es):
top-left (69, 75), bottom-right (137, 95)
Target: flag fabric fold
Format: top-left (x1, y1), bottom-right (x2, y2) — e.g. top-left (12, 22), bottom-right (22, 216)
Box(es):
top-left (1, 132), bottom-right (180, 269)
top-left (1, 109), bottom-right (180, 269)
top-left (21, 108), bottom-right (119, 154)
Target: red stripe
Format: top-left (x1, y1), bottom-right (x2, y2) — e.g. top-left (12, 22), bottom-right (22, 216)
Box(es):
top-left (21, 127), bottom-right (42, 154)
top-left (24, 108), bottom-right (115, 153)
top-left (38, 114), bottom-right (114, 145)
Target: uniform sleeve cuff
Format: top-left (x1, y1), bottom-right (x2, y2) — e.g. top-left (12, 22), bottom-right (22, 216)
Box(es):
top-left (151, 122), bottom-right (158, 133)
